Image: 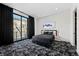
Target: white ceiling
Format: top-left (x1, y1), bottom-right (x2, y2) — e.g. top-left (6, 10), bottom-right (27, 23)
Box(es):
top-left (4, 3), bottom-right (74, 18)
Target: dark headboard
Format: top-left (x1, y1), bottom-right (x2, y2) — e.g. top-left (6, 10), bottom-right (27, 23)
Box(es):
top-left (41, 30), bottom-right (57, 36)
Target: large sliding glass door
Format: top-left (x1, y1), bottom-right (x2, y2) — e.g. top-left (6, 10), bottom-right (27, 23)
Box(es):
top-left (13, 14), bottom-right (21, 41)
top-left (22, 17), bottom-right (27, 39)
top-left (13, 14), bottom-right (28, 41)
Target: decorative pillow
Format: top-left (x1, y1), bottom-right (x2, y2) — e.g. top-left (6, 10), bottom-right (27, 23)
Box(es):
top-left (43, 32), bottom-right (48, 35)
top-left (43, 32), bottom-right (53, 35)
top-left (48, 32), bottom-right (53, 35)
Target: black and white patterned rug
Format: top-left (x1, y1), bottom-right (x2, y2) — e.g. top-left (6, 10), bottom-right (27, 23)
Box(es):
top-left (0, 39), bottom-right (78, 56)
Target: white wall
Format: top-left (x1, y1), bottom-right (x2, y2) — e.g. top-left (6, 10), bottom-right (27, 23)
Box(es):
top-left (35, 9), bottom-right (75, 46)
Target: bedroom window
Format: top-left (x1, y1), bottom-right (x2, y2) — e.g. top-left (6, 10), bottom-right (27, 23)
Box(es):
top-left (13, 12), bottom-right (28, 42)
top-left (22, 17), bottom-right (27, 39)
top-left (13, 14), bottom-right (21, 41)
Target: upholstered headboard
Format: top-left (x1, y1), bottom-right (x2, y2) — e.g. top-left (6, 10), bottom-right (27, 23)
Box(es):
top-left (41, 30), bottom-right (57, 36)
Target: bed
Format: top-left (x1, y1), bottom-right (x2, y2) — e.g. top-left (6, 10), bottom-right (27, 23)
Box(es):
top-left (32, 30), bottom-right (56, 48)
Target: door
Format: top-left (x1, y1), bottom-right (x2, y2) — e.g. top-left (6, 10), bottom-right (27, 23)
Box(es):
top-left (13, 14), bottom-right (21, 41)
top-left (22, 17), bottom-right (27, 39)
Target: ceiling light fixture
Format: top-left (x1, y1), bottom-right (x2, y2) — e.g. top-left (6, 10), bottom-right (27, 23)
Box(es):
top-left (56, 8), bottom-right (58, 10)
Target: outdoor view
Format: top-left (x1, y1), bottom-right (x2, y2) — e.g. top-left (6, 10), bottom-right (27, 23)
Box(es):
top-left (22, 17), bottom-right (27, 39)
top-left (13, 14), bottom-right (27, 41)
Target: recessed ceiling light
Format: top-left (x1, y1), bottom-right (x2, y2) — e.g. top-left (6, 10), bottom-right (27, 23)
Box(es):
top-left (56, 8), bottom-right (58, 10)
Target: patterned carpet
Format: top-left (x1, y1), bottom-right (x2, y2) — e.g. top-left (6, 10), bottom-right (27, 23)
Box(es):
top-left (0, 39), bottom-right (78, 56)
